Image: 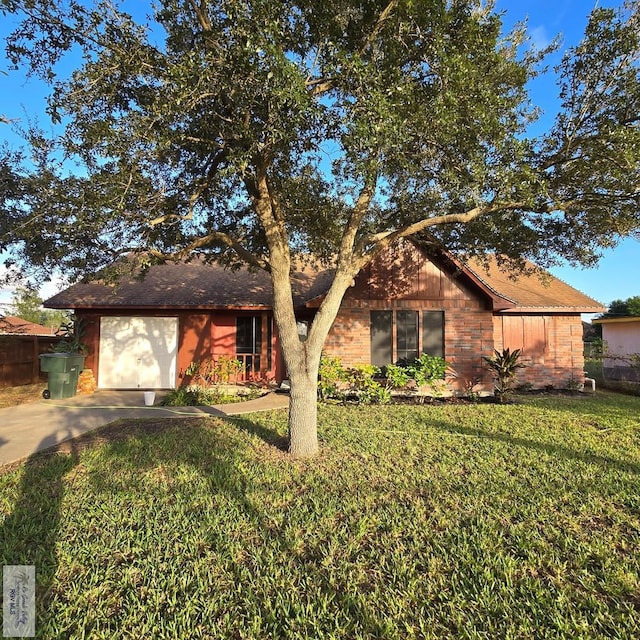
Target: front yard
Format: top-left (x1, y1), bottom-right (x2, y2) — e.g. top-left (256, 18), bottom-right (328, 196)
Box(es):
top-left (1, 392), bottom-right (639, 638)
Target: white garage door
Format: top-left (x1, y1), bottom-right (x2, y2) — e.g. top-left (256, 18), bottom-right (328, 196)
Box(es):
top-left (98, 317), bottom-right (178, 389)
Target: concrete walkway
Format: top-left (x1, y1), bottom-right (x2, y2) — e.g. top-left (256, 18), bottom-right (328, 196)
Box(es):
top-left (0, 390), bottom-right (289, 468)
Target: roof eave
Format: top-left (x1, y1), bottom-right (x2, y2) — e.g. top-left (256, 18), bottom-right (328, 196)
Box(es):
top-left (592, 316), bottom-right (640, 324)
top-left (499, 306), bottom-right (606, 314)
top-left (44, 302), bottom-right (275, 312)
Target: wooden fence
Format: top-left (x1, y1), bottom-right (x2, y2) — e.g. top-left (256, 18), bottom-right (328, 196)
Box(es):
top-left (0, 335), bottom-right (61, 388)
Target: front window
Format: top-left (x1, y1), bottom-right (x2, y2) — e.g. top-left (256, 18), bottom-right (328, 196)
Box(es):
top-left (370, 310), bottom-right (444, 366)
top-left (236, 316), bottom-right (262, 374)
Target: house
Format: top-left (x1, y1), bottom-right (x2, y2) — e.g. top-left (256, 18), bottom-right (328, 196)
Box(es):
top-left (592, 316), bottom-right (640, 382)
top-left (44, 240), bottom-right (604, 392)
top-left (0, 315), bottom-right (56, 336)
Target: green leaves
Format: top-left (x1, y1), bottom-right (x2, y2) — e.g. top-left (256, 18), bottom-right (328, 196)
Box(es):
top-left (483, 348), bottom-right (526, 402)
top-left (538, 2), bottom-right (640, 262)
top-left (600, 295), bottom-right (640, 318)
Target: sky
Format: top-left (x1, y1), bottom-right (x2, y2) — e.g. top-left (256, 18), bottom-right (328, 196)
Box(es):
top-left (0, 0), bottom-right (638, 312)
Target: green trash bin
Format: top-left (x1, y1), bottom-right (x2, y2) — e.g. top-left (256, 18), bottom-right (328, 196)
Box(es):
top-left (40, 353), bottom-right (86, 399)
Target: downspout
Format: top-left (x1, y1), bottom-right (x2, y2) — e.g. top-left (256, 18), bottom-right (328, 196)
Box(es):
top-left (583, 374), bottom-right (596, 393)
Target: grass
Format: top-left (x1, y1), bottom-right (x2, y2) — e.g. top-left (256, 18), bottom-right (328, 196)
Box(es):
top-left (0, 382), bottom-right (45, 408)
top-left (1, 391), bottom-right (639, 638)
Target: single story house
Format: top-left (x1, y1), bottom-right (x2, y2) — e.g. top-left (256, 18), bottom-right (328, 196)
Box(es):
top-left (44, 239), bottom-right (604, 393)
top-left (592, 316), bottom-right (640, 382)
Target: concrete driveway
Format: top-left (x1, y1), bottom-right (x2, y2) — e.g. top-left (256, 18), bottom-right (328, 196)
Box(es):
top-left (0, 390), bottom-right (289, 467)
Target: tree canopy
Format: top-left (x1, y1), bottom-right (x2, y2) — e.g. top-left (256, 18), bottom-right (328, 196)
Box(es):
top-left (601, 295), bottom-right (640, 318)
top-left (1, 0), bottom-right (639, 454)
top-left (8, 283), bottom-right (68, 329)
top-left (1, 0), bottom-right (637, 280)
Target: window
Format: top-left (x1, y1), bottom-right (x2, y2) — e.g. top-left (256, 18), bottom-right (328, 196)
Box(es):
top-left (396, 310), bottom-right (418, 362)
top-left (370, 310), bottom-right (444, 366)
top-left (423, 311), bottom-right (444, 359)
top-left (236, 316), bottom-right (262, 374)
top-left (370, 311), bottom-right (392, 367)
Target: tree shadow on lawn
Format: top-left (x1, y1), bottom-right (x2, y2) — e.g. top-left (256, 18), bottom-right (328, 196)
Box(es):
top-left (427, 419), bottom-right (640, 476)
top-left (0, 414), bottom-right (289, 635)
top-left (0, 431), bottom-right (81, 632)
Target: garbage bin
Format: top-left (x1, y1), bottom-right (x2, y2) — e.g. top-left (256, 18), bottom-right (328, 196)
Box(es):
top-left (40, 353), bottom-right (86, 399)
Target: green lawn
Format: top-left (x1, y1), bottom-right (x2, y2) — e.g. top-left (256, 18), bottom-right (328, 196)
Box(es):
top-left (1, 392), bottom-right (639, 639)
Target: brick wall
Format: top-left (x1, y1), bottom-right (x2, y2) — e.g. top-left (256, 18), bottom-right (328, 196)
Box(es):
top-left (323, 239), bottom-right (587, 393)
top-left (325, 305), bottom-right (586, 393)
top-left (324, 298), bottom-right (497, 394)
top-left (494, 314), bottom-right (586, 388)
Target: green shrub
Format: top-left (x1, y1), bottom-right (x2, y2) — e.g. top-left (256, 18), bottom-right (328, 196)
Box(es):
top-left (318, 357), bottom-right (390, 404)
top-left (405, 353), bottom-right (448, 386)
top-left (384, 363), bottom-right (411, 389)
top-left (161, 385), bottom-right (261, 406)
top-left (384, 354), bottom-right (449, 393)
top-left (345, 364), bottom-right (390, 404)
top-left (483, 348), bottom-right (526, 402)
top-left (318, 355), bottom-right (347, 401)
top-left (161, 387), bottom-right (202, 406)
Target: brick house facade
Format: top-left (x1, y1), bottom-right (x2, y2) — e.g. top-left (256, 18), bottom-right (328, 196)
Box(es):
top-left (45, 240), bottom-right (604, 391)
top-left (319, 241), bottom-right (600, 392)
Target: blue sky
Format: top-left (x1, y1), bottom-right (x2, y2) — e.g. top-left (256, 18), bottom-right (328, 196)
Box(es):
top-left (1, 0), bottom-right (638, 310)
top-left (495, 0), bottom-right (639, 309)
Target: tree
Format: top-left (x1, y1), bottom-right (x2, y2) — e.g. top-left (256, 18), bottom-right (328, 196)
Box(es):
top-left (600, 295), bottom-right (640, 318)
top-left (9, 283), bottom-right (69, 329)
top-left (1, 0), bottom-right (639, 455)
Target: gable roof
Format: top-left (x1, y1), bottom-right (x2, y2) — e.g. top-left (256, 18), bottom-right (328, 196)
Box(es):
top-left (43, 247), bottom-right (604, 314)
top-left (0, 315), bottom-right (56, 335)
top-left (463, 256), bottom-right (605, 313)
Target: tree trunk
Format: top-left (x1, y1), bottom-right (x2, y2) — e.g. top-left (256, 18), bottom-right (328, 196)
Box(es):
top-left (269, 265), bottom-right (355, 457)
top-left (287, 370), bottom-right (319, 457)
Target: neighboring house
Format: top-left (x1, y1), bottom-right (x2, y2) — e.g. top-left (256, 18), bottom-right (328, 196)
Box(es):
top-left (592, 316), bottom-right (640, 382)
top-left (0, 315), bottom-right (56, 336)
top-left (44, 239), bottom-right (604, 392)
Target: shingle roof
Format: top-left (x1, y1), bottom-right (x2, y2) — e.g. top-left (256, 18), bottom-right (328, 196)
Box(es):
top-left (44, 259), bottom-right (335, 310)
top-left (0, 315), bottom-right (56, 335)
top-left (44, 250), bottom-right (605, 313)
top-left (464, 255), bottom-right (604, 312)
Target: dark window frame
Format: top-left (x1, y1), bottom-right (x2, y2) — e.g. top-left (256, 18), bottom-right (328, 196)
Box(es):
top-left (370, 309), bottom-right (445, 366)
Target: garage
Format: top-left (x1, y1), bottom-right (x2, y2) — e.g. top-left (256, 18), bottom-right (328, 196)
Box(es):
top-left (98, 317), bottom-right (178, 389)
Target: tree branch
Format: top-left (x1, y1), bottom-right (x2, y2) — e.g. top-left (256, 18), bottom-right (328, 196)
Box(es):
top-left (353, 201), bottom-right (532, 269)
top-left (337, 173), bottom-right (378, 272)
top-left (307, 0), bottom-right (399, 98)
top-left (187, 0), bottom-right (212, 31)
top-left (359, 0), bottom-right (399, 57)
top-left (148, 232), bottom-right (269, 272)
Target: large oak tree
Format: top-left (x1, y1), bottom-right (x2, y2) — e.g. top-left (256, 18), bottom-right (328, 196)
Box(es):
top-left (1, 0), bottom-right (639, 455)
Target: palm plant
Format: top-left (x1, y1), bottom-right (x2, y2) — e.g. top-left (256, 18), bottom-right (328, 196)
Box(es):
top-left (483, 348), bottom-right (526, 403)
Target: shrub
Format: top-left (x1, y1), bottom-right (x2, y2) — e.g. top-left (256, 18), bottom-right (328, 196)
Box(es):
top-left (318, 355), bottom-right (347, 401)
top-left (384, 354), bottom-right (450, 395)
top-left (384, 363), bottom-right (411, 389)
top-left (185, 356), bottom-right (244, 386)
top-left (161, 387), bottom-right (202, 406)
top-left (405, 353), bottom-right (448, 386)
top-left (483, 348), bottom-right (526, 403)
top-left (345, 364), bottom-right (391, 404)
top-left (161, 385), bottom-right (261, 406)
top-left (318, 357), bottom-right (390, 404)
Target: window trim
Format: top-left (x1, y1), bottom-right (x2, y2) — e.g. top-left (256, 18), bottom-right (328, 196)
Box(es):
top-left (370, 309), bottom-right (445, 366)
